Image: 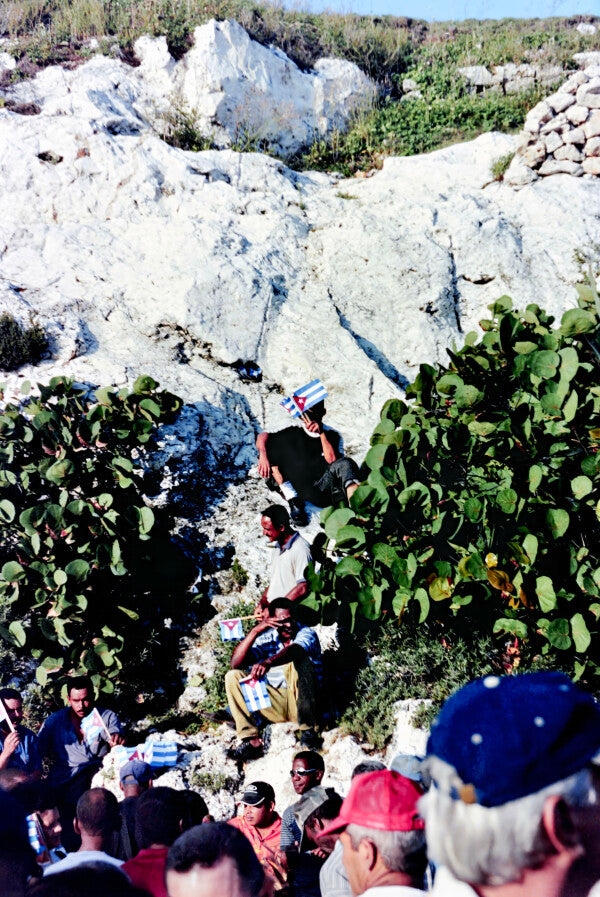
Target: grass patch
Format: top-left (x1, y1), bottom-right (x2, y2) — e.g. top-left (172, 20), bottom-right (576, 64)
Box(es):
top-left (490, 150), bottom-right (515, 181)
top-left (0, 313), bottom-right (48, 371)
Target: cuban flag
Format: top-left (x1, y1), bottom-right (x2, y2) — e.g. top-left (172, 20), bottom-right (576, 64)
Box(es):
top-left (26, 814), bottom-right (44, 855)
top-left (113, 745), bottom-right (143, 767)
top-left (219, 618), bottom-right (244, 641)
top-left (143, 741), bottom-right (178, 767)
top-left (80, 707), bottom-right (106, 744)
top-left (240, 677), bottom-right (272, 712)
top-left (281, 379), bottom-right (328, 418)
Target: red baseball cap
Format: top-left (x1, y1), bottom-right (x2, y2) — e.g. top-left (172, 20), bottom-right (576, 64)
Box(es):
top-left (320, 770), bottom-right (425, 836)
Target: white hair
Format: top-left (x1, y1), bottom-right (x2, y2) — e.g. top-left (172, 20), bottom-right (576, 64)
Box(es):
top-left (346, 824), bottom-right (426, 876)
top-left (419, 756), bottom-right (597, 886)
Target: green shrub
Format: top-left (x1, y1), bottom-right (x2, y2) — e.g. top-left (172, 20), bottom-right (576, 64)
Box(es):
top-left (0, 374), bottom-right (188, 699)
top-left (490, 151), bottom-right (515, 181)
top-left (306, 279), bottom-right (600, 690)
top-left (0, 314), bottom-right (48, 372)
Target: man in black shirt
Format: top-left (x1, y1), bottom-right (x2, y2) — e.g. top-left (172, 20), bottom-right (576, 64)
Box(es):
top-left (256, 401), bottom-right (360, 526)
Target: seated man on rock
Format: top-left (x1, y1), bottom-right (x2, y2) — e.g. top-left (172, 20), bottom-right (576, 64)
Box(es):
top-left (255, 504), bottom-right (312, 619)
top-left (256, 385), bottom-right (360, 526)
top-left (225, 598), bottom-right (322, 761)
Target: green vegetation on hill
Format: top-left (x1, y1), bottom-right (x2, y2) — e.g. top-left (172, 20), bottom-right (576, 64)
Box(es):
top-left (306, 277), bottom-right (600, 703)
top-left (1, 5), bottom-right (598, 172)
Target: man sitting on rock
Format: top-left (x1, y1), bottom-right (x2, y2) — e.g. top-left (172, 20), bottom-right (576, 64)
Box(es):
top-left (256, 384), bottom-right (360, 526)
top-left (0, 686), bottom-right (41, 779)
top-left (37, 674), bottom-right (124, 851)
top-left (225, 598), bottom-right (322, 761)
top-left (229, 781), bottom-right (285, 890)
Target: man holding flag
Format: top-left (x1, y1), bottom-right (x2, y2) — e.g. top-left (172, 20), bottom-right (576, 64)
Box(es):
top-left (225, 598), bottom-right (322, 761)
top-left (256, 381), bottom-right (360, 527)
top-left (37, 674), bottom-right (124, 850)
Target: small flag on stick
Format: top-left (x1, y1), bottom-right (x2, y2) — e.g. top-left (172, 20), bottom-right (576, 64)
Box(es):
top-left (80, 708), bottom-right (112, 745)
top-left (240, 677), bottom-right (272, 712)
top-left (0, 698), bottom-right (15, 733)
top-left (281, 379), bottom-right (328, 418)
top-left (219, 619), bottom-right (244, 641)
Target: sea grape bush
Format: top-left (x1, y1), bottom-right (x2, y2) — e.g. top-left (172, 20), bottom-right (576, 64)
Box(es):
top-left (0, 375), bottom-right (183, 696)
top-left (306, 284), bottom-right (600, 682)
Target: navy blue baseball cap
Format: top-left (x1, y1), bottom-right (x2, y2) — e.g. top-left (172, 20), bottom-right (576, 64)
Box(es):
top-left (426, 672), bottom-right (600, 807)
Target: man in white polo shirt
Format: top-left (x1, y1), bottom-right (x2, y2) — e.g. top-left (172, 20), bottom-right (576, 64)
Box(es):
top-left (255, 505), bottom-right (312, 619)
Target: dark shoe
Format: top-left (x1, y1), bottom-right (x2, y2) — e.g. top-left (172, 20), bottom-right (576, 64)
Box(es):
top-left (230, 738), bottom-right (264, 762)
top-left (298, 728), bottom-right (322, 749)
top-left (201, 710), bottom-right (235, 730)
top-left (289, 497), bottom-right (309, 527)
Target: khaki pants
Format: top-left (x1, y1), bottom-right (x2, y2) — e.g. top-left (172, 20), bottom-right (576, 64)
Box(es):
top-left (225, 657), bottom-right (318, 739)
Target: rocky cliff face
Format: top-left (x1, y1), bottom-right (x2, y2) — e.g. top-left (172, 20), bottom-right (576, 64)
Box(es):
top-left (3, 20), bottom-right (600, 797)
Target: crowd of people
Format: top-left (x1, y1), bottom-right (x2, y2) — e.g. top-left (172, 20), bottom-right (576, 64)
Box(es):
top-left (3, 387), bottom-right (600, 895)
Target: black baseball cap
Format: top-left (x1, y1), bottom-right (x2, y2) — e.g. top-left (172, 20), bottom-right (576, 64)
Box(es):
top-left (240, 782), bottom-right (275, 806)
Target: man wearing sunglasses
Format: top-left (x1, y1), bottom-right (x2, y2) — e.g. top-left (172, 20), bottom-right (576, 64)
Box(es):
top-left (280, 751), bottom-right (327, 855)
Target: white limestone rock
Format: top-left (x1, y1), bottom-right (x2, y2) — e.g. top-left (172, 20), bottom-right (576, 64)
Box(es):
top-left (538, 158), bottom-right (583, 176)
top-left (544, 131), bottom-right (564, 154)
top-left (565, 104), bottom-right (589, 125)
top-left (586, 136), bottom-right (600, 156)
top-left (504, 157), bottom-right (538, 187)
top-left (574, 51), bottom-right (600, 67)
top-left (546, 91), bottom-right (576, 114)
top-left (457, 65), bottom-right (494, 88)
top-left (584, 111), bottom-right (600, 139)
top-left (563, 71), bottom-right (588, 94)
top-left (524, 101), bottom-right (552, 133)
top-left (521, 140), bottom-right (545, 167)
top-left (0, 51), bottom-right (15, 72)
top-left (554, 144), bottom-right (584, 162)
top-left (584, 157), bottom-right (600, 175)
top-left (564, 127), bottom-right (586, 144)
top-left (577, 77), bottom-right (600, 110)
top-left (576, 23), bottom-right (597, 36)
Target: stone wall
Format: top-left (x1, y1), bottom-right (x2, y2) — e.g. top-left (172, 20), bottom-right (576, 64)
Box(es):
top-left (457, 62), bottom-right (564, 96)
top-left (505, 65), bottom-right (600, 186)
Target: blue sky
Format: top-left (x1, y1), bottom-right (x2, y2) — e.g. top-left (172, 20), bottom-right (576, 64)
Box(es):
top-left (298, 0), bottom-right (600, 20)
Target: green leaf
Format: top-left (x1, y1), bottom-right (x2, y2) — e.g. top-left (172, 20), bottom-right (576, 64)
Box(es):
top-left (0, 500), bottom-right (15, 522)
top-left (468, 421), bottom-right (496, 437)
top-left (53, 569), bottom-right (67, 587)
top-left (8, 621), bottom-right (26, 647)
top-left (392, 588), bottom-right (411, 618)
top-left (44, 459), bottom-right (75, 484)
top-left (536, 575), bottom-right (556, 612)
top-left (529, 350), bottom-right (560, 379)
top-left (571, 476), bottom-right (593, 500)
top-left (559, 347), bottom-right (579, 382)
top-left (464, 497), bottom-right (484, 522)
top-left (324, 508), bottom-right (355, 541)
top-left (335, 525), bottom-right (366, 550)
top-left (1, 561), bottom-right (24, 582)
top-left (117, 605), bottom-right (139, 620)
top-left (414, 587), bottom-right (430, 623)
top-left (493, 618), bottom-right (528, 638)
top-left (373, 543), bottom-right (400, 566)
top-left (497, 488), bottom-right (518, 514)
top-left (133, 375), bottom-right (159, 394)
top-left (514, 341), bottom-right (538, 355)
top-left (139, 398), bottom-right (161, 418)
top-left (547, 618), bottom-right (572, 650)
top-left (571, 613), bottom-right (591, 653)
top-left (65, 559), bottom-right (90, 582)
top-left (523, 533), bottom-right (538, 564)
top-left (138, 506), bottom-right (154, 534)
top-left (546, 508), bottom-right (569, 539)
top-left (528, 465), bottom-right (542, 493)
top-left (335, 557), bottom-right (364, 578)
top-left (365, 443), bottom-right (391, 470)
top-left (429, 576), bottom-right (453, 601)
top-left (560, 308), bottom-right (596, 336)
top-left (563, 390), bottom-right (578, 423)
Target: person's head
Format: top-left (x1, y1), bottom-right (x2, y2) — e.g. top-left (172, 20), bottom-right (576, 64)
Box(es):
top-left (178, 791), bottom-right (210, 831)
top-left (320, 770), bottom-right (426, 896)
top-left (351, 761), bottom-right (386, 780)
top-left (0, 687), bottom-right (23, 729)
top-left (304, 793), bottom-right (343, 855)
top-left (37, 804), bottom-right (62, 850)
top-left (119, 760), bottom-right (154, 798)
top-left (420, 672), bottom-right (600, 891)
top-left (27, 862), bottom-right (141, 897)
top-left (261, 505), bottom-right (291, 542)
top-left (74, 788), bottom-right (120, 844)
top-left (136, 787), bottom-right (183, 850)
top-left (66, 675), bottom-right (94, 719)
top-left (268, 597), bottom-right (295, 640)
top-left (166, 822), bottom-right (265, 897)
top-left (290, 751), bottom-right (325, 796)
top-left (303, 401), bottom-right (326, 426)
top-left (239, 782), bottom-right (276, 829)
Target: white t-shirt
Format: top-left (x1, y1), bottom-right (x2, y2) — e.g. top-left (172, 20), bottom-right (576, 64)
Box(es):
top-left (44, 850), bottom-right (126, 876)
top-left (266, 532), bottom-right (312, 601)
top-left (362, 887), bottom-right (425, 896)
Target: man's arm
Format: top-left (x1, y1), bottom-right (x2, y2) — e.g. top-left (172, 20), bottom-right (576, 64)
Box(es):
top-left (101, 709), bottom-right (125, 747)
top-left (230, 621), bottom-right (274, 669)
top-left (250, 643), bottom-right (307, 679)
top-left (256, 431), bottom-right (271, 478)
top-left (0, 731), bottom-right (20, 769)
top-left (301, 415), bottom-right (339, 464)
top-left (286, 581), bottom-right (308, 603)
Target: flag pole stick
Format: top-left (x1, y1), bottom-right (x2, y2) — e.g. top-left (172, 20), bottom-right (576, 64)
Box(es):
top-left (0, 697), bottom-right (16, 733)
top-left (215, 615), bottom-right (256, 623)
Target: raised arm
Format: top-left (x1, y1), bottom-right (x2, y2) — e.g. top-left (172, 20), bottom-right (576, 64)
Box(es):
top-left (231, 620), bottom-right (273, 669)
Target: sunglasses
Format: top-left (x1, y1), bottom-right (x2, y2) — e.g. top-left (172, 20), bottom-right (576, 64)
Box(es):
top-left (290, 769), bottom-right (317, 778)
